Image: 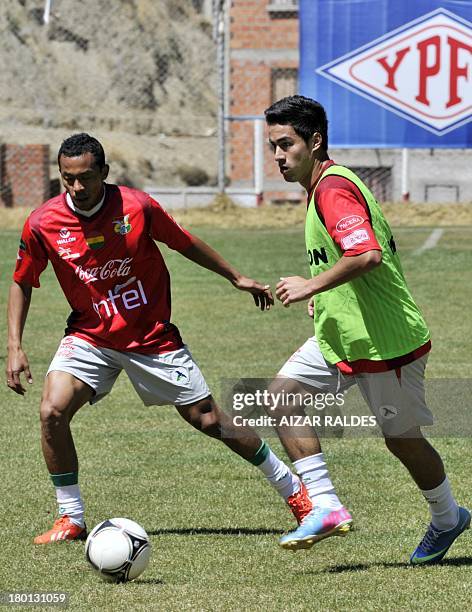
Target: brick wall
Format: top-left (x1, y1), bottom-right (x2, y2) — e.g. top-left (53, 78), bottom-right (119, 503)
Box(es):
top-left (0, 144), bottom-right (50, 207)
top-left (229, 0), bottom-right (300, 202)
top-left (230, 1), bottom-right (298, 50)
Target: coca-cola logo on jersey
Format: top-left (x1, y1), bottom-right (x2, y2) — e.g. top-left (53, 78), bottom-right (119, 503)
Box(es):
top-left (75, 258), bottom-right (133, 284)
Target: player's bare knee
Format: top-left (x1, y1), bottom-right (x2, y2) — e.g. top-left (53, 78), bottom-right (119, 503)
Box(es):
top-left (193, 405), bottom-right (221, 437)
top-left (384, 429), bottom-right (423, 456)
top-left (185, 410), bottom-right (204, 431)
top-left (384, 435), bottom-right (402, 455)
top-left (266, 376), bottom-right (308, 416)
top-left (178, 399), bottom-right (217, 433)
top-left (267, 377), bottom-right (287, 398)
top-left (199, 416), bottom-right (222, 438)
top-left (195, 405), bottom-right (221, 437)
top-left (39, 397), bottom-right (71, 425)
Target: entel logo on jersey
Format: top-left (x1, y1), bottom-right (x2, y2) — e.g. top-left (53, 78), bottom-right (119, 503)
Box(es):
top-left (317, 9), bottom-right (472, 135)
top-left (92, 276), bottom-right (147, 319)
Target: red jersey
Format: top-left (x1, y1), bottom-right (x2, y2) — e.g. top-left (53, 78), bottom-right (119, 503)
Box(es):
top-left (310, 161), bottom-right (430, 374)
top-left (14, 185), bottom-right (194, 353)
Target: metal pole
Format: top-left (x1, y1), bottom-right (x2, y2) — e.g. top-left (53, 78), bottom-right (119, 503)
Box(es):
top-left (43, 0), bottom-right (52, 24)
top-left (401, 147), bottom-right (410, 202)
top-left (215, 0), bottom-right (226, 194)
top-left (254, 119), bottom-right (264, 205)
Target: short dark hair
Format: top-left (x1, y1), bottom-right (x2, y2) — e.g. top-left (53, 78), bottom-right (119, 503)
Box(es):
top-left (57, 133), bottom-right (106, 169)
top-left (264, 95), bottom-right (329, 150)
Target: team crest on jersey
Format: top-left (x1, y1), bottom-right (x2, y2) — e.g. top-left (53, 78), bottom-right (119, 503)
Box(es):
top-left (112, 214), bottom-right (132, 235)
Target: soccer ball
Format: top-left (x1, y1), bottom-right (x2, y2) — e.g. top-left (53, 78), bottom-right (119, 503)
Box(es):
top-left (85, 518), bottom-right (151, 583)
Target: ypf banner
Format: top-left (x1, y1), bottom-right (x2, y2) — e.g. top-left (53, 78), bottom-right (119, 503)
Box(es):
top-left (299, 0), bottom-right (472, 147)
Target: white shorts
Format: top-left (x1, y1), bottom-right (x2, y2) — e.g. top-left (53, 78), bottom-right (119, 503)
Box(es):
top-left (47, 336), bottom-right (211, 407)
top-left (278, 336), bottom-right (433, 436)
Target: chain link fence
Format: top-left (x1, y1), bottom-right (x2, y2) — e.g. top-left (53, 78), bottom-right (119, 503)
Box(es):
top-left (0, 0), bottom-right (219, 208)
top-left (1, 0), bottom-right (470, 210)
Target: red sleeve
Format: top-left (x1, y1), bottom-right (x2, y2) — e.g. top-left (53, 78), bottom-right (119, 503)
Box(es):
top-left (146, 196), bottom-right (194, 252)
top-left (316, 175), bottom-right (382, 256)
top-left (13, 217), bottom-right (48, 288)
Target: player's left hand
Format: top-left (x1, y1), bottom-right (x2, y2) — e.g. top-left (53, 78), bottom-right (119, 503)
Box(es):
top-left (233, 276), bottom-right (274, 311)
top-left (276, 276), bottom-right (313, 307)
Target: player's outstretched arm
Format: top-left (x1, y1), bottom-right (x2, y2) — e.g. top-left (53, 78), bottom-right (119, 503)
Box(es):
top-left (181, 236), bottom-right (274, 311)
top-left (6, 282), bottom-right (33, 395)
top-left (276, 249), bottom-right (382, 307)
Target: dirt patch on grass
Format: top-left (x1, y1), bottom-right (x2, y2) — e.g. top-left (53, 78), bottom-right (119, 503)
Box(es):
top-left (1, 196), bottom-right (471, 231)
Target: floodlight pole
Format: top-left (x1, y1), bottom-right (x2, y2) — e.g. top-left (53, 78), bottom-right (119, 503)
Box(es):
top-left (43, 0), bottom-right (52, 24)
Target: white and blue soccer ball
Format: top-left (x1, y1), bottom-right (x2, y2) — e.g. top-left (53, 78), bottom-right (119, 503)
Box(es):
top-left (85, 518), bottom-right (151, 583)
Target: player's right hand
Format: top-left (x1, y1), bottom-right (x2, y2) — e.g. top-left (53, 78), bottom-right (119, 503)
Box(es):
top-left (232, 275), bottom-right (274, 311)
top-left (307, 297), bottom-right (315, 318)
top-left (5, 348), bottom-right (33, 395)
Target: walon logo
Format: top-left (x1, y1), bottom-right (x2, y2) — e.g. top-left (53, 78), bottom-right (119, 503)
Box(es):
top-left (317, 9), bottom-right (471, 135)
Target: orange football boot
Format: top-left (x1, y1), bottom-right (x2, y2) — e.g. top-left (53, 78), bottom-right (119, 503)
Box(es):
top-left (33, 515), bottom-right (87, 544)
top-left (286, 480), bottom-right (313, 525)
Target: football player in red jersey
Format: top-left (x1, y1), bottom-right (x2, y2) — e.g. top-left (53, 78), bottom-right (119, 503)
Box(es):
top-left (6, 133), bottom-right (313, 544)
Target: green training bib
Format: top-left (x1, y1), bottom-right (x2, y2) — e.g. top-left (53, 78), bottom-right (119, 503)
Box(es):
top-left (305, 165), bottom-right (430, 364)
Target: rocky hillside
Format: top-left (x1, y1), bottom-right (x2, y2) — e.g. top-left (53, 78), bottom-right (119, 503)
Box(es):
top-left (0, 0), bottom-right (218, 186)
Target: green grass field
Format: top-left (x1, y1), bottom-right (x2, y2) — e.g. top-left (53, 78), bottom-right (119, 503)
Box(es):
top-left (1, 225), bottom-right (471, 611)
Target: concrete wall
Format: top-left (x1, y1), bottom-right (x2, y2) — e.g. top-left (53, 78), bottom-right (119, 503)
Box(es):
top-left (260, 148), bottom-right (472, 204)
top-left (332, 148), bottom-right (472, 204)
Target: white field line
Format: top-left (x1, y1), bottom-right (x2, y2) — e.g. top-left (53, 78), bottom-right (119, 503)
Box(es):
top-left (413, 228), bottom-right (444, 255)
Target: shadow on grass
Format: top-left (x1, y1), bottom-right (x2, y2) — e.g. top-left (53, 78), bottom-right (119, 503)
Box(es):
top-left (432, 556), bottom-right (472, 567)
top-left (148, 527), bottom-right (283, 536)
top-left (306, 555), bottom-right (472, 574)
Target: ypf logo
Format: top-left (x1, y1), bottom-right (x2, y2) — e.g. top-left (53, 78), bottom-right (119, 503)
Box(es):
top-left (317, 9), bottom-right (472, 135)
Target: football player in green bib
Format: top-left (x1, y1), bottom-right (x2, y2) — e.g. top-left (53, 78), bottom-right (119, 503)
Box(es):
top-left (264, 95), bottom-right (469, 564)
